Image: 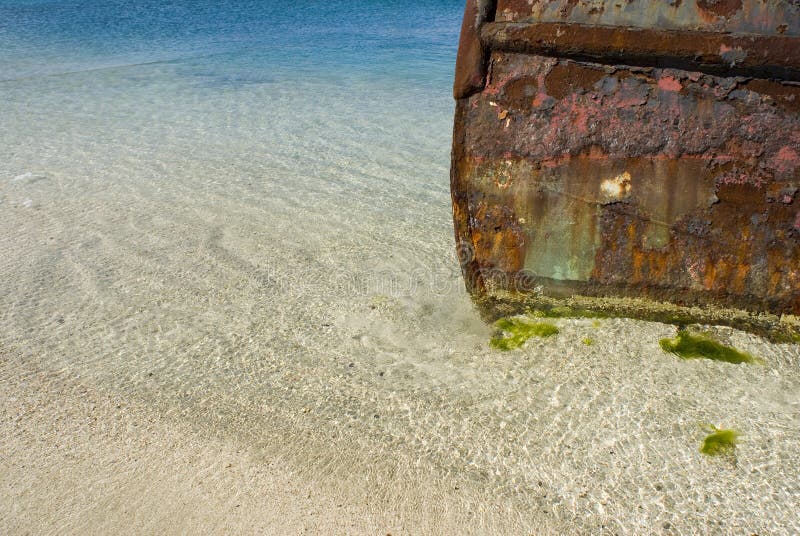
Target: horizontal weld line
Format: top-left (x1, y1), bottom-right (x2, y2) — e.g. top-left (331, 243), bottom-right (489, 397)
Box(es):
top-left (481, 21), bottom-right (800, 82)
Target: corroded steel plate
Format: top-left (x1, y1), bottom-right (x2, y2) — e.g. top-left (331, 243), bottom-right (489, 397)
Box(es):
top-left (451, 0), bottom-right (800, 339)
top-left (495, 0), bottom-right (800, 36)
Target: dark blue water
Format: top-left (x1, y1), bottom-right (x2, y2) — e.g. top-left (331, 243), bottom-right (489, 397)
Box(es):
top-left (0, 0), bottom-right (463, 85)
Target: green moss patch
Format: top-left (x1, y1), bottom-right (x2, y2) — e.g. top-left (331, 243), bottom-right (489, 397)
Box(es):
top-left (700, 426), bottom-right (739, 457)
top-left (490, 317), bottom-right (559, 350)
top-left (659, 331), bottom-right (761, 365)
top-left (582, 337), bottom-right (594, 346)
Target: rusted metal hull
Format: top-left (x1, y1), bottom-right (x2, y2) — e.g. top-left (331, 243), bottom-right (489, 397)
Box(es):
top-left (452, 1), bottom-right (800, 339)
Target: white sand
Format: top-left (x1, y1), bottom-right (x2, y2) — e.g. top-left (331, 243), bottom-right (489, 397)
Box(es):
top-left (0, 356), bottom-right (375, 534)
top-left (2, 61), bottom-right (799, 534)
top-left (3, 354), bottom-right (514, 535)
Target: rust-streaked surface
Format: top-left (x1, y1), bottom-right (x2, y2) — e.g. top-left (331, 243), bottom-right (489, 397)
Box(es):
top-left (453, 0), bottom-right (495, 98)
top-left (451, 0), bottom-right (800, 338)
top-left (496, 0), bottom-right (800, 36)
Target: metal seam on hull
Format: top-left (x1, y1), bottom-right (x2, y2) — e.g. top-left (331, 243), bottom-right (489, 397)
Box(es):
top-left (481, 21), bottom-right (800, 81)
top-left (494, 0), bottom-right (800, 37)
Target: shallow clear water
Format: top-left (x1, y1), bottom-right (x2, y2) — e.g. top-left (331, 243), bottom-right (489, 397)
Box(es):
top-left (2, 1), bottom-right (800, 533)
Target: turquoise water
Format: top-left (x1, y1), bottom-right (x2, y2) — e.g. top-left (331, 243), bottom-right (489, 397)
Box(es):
top-left (0, 0), bottom-right (461, 231)
top-left (2, 2), bottom-right (800, 534)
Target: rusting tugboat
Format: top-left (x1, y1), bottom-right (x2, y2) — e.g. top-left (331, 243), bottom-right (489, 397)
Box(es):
top-left (451, 0), bottom-right (800, 340)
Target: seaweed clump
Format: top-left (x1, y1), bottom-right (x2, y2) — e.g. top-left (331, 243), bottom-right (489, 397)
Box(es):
top-left (700, 425), bottom-right (739, 457)
top-left (659, 331), bottom-right (761, 365)
top-left (490, 317), bottom-right (559, 350)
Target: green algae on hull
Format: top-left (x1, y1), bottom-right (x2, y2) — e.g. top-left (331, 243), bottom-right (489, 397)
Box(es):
top-left (659, 331), bottom-right (761, 365)
top-left (526, 305), bottom-right (609, 320)
top-left (490, 317), bottom-right (559, 350)
top-left (700, 426), bottom-right (739, 457)
top-left (474, 294), bottom-right (800, 343)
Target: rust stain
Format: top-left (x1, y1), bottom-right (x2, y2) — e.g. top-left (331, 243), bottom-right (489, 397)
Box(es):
top-left (544, 62), bottom-right (605, 100)
top-left (696, 0), bottom-right (743, 19)
top-left (494, 0), bottom-right (800, 37)
top-left (742, 79), bottom-right (800, 113)
top-left (558, 0), bottom-right (579, 18)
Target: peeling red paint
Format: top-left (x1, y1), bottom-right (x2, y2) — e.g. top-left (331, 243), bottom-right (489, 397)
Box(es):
top-left (658, 76), bottom-right (682, 92)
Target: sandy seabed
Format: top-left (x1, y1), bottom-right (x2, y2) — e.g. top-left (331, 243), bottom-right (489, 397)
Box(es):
top-left (1, 64), bottom-right (799, 534)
